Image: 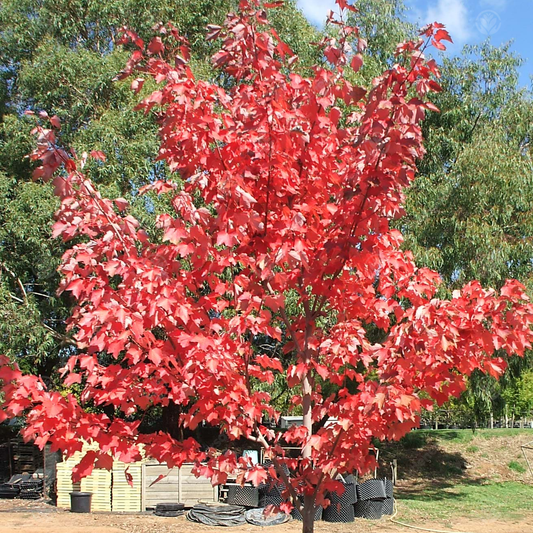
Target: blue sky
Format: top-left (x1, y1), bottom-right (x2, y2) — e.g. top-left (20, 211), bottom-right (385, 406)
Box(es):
top-left (296, 0), bottom-right (533, 88)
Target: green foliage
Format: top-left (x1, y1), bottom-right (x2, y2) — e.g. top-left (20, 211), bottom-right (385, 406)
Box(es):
top-left (348, 0), bottom-right (415, 79)
top-left (0, 172), bottom-right (73, 373)
top-left (508, 460), bottom-right (526, 473)
top-left (397, 41), bottom-right (533, 426)
top-left (401, 42), bottom-right (533, 291)
top-left (501, 369), bottom-right (533, 419)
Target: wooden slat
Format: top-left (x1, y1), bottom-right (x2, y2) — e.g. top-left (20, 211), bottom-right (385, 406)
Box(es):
top-left (142, 463), bottom-right (217, 510)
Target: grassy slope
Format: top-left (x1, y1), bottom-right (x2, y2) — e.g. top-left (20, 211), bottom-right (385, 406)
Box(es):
top-left (377, 429), bottom-right (533, 521)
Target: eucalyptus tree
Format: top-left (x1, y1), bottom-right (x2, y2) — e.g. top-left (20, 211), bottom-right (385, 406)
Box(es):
top-left (400, 43), bottom-right (533, 426)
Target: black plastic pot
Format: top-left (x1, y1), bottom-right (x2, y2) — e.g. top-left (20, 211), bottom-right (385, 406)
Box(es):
top-left (70, 492), bottom-right (92, 513)
top-left (354, 499), bottom-right (384, 520)
top-left (323, 501), bottom-right (355, 523)
top-left (357, 479), bottom-right (386, 501)
top-left (344, 474), bottom-right (356, 485)
top-left (330, 482), bottom-right (357, 505)
top-left (382, 497), bottom-right (394, 516)
top-left (226, 484), bottom-right (259, 507)
top-left (291, 499), bottom-right (323, 522)
top-left (259, 484), bottom-right (285, 507)
top-left (382, 478), bottom-right (393, 498)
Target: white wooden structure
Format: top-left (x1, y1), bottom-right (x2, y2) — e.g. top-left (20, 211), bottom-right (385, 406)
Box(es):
top-left (142, 463), bottom-right (218, 510)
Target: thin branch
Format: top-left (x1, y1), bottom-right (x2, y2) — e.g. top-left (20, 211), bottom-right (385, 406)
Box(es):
top-left (0, 261), bottom-right (28, 303)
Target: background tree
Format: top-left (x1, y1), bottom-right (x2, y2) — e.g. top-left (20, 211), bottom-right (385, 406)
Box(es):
top-left (3, 5), bottom-right (533, 533)
top-left (0, 0), bottom-right (320, 375)
top-left (400, 42), bottom-right (533, 426)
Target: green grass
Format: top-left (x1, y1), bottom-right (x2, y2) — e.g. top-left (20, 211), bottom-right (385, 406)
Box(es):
top-left (508, 461), bottom-right (526, 473)
top-left (396, 481), bottom-right (533, 521)
top-left (466, 445), bottom-right (479, 453)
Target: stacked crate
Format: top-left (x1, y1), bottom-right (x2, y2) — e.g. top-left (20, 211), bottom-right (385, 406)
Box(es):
top-left (111, 461), bottom-right (142, 512)
top-left (11, 439), bottom-right (41, 475)
top-left (56, 443), bottom-right (112, 511)
top-left (56, 462), bottom-right (81, 508)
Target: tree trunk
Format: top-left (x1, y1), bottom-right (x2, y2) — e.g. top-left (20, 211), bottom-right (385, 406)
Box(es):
top-left (301, 372), bottom-right (314, 533)
top-left (490, 411), bottom-right (494, 429)
top-left (302, 493), bottom-right (315, 533)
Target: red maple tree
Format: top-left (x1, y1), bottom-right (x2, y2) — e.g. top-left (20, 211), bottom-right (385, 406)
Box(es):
top-left (1, 2), bottom-right (533, 532)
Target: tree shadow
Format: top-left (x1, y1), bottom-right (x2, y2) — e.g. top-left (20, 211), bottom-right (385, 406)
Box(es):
top-left (377, 431), bottom-right (477, 483)
top-left (395, 476), bottom-right (487, 502)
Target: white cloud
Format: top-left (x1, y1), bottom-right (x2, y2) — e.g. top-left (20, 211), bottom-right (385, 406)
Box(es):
top-left (425, 0), bottom-right (471, 44)
top-left (296, 0), bottom-right (337, 27)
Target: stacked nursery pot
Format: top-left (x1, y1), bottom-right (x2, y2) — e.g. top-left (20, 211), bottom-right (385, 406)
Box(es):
top-left (354, 478), bottom-right (394, 519)
top-left (258, 460), bottom-right (287, 508)
top-left (291, 497), bottom-right (323, 522)
top-left (226, 483), bottom-right (259, 507)
top-left (323, 480), bottom-right (357, 523)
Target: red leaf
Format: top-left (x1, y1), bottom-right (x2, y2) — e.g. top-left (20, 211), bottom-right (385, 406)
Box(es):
top-left (95, 453), bottom-right (114, 470)
top-left (431, 38), bottom-right (446, 51)
top-left (115, 198), bottom-right (129, 211)
top-left (206, 25), bottom-right (222, 41)
top-left (350, 54), bottom-right (363, 73)
top-left (435, 29), bottom-right (453, 43)
top-left (90, 150), bottom-right (106, 162)
top-left (337, 0), bottom-right (357, 12)
top-left (72, 451), bottom-right (97, 483)
top-left (149, 473), bottom-right (168, 487)
top-left (148, 37), bottom-right (165, 55)
top-left (131, 78), bottom-right (145, 94)
top-left (246, 466), bottom-right (269, 487)
top-left (63, 373), bottom-right (82, 386)
top-left (124, 467), bottom-right (134, 488)
top-left (49, 115), bottom-right (61, 129)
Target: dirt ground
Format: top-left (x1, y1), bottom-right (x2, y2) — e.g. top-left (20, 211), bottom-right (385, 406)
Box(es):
top-left (0, 499), bottom-right (532, 533)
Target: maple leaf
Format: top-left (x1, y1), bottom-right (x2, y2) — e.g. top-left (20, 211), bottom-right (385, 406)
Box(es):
top-left (49, 115), bottom-right (61, 129)
top-left (350, 54), bottom-right (363, 73)
top-left (148, 37), bottom-right (165, 55)
top-left (72, 451), bottom-right (97, 483)
top-left (124, 467), bottom-right (134, 488)
top-left (336, 0), bottom-right (357, 12)
top-left (89, 150), bottom-right (106, 162)
top-left (131, 78), bottom-right (145, 94)
top-left (95, 452), bottom-right (114, 470)
top-left (246, 466), bottom-right (268, 487)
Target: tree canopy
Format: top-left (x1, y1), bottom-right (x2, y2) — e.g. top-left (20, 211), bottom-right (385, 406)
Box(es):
top-left (2, 4), bottom-right (533, 533)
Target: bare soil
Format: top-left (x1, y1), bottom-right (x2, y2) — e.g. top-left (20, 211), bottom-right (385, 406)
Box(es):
top-left (0, 499), bottom-right (532, 533)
